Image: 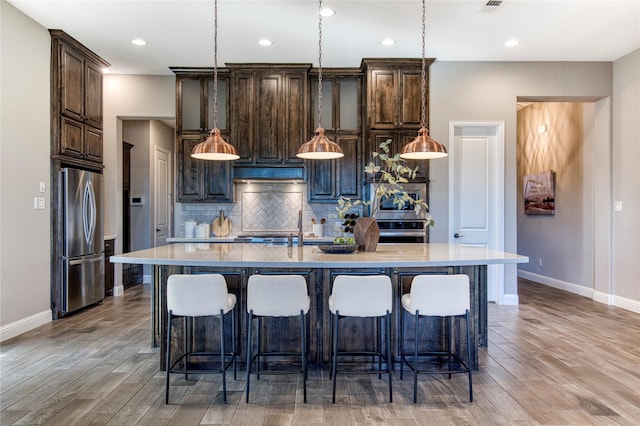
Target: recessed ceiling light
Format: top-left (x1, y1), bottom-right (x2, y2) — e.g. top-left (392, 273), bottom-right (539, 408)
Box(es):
top-left (381, 38), bottom-right (396, 46)
top-left (320, 8), bottom-right (335, 17)
top-left (258, 39), bottom-right (273, 46)
top-left (131, 38), bottom-right (147, 46)
top-left (505, 38), bottom-right (519, 47)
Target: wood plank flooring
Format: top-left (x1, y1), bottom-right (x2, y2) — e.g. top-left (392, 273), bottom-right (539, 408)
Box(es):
top-left (2, 278), bottom-right (640, 425)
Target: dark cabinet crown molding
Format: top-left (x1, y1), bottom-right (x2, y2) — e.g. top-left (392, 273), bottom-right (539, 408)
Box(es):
top-left (49, 29), bottom-right (110, 69)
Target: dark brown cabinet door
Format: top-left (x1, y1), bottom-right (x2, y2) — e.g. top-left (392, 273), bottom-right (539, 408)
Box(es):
top-left (60, 44), bottom-right (84, 122)
top-left (337, 135), bottom-right (360, 198)
top-left (230, 72), bottom-right (255, 163)
top-left (176, 135), bottom-right (204, 202)
top-left (84, 127), bottom-right (103, 163)
top-left (283, 72), bottom-right (306, 164)
top-left (229, 65), bottom-right (308, 166)
top-left (256, 73), bottom-right (282, 163)
top-left (204, 160), bottom-right (233, 202)
top-left (308, 134), bottom-right (361, 202)
top-left (368, 130), bottom-right (429, 183)
top-left (364, 59), bottom-right (429, 131)
top-left (368, 69), bottom-right (397, 129)
top-left (84, 61), bottom-right (104, 129)
top-left (176, 134), bottom-right (233, 202)
top-left (60, 116), bottom-right (84, 158)
top-left (399, 69), bottom-right (423, 128)
top-left (368, 68), bottom-right (422, 129)
top-left (104, 239), bottom-right (114, 296)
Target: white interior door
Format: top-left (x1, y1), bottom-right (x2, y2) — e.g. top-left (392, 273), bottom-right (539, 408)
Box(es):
top-left (449, 122), bottom-right (505, 302)
top-left (154, 146), bottom-right (171, 247)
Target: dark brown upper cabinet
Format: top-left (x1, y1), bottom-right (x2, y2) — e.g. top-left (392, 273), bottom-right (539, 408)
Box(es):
top-left (362, 59), bottom-right (434, 183)
top-left (362, 58), bottom-right (434, 130)
top-left (51, 30), bottom-right (109, 169)
top-left (172, 68), bottom-right (233, 202)
top-left (176, 134), bottom-right (233, 203)
top-left (307, 69), bottom-right (363, 202)
top-left (228, 64), bottom-right (310, 166)
top-left (171, 68), bottom-right (230, 134)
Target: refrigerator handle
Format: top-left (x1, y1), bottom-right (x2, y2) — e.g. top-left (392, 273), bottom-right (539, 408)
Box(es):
top-left (83, 180), bottom-right (97, 245)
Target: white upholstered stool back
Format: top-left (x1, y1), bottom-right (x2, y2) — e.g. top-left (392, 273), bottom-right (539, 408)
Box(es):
top-left (167, 274), bottom-right (236, 317)
top-left (247, 274), bottom-right (310, 317)
top-left (329, 275), bottom-right (392, 317)
top-left (402, 274), bottom-right (469, 317)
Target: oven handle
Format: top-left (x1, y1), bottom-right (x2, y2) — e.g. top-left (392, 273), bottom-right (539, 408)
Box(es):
top-left (379, 231), bottom-right (426, 237)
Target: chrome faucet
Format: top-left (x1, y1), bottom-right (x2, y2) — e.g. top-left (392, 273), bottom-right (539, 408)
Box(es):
top-left (297, 210), bottom-right (304, 246)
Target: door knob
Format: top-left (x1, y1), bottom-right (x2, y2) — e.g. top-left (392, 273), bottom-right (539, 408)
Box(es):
top-left (454, 233), bottom-right (464, 238)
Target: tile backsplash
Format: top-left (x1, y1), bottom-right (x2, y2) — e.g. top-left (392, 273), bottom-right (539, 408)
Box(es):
top-left (176, 182), bottom-right (361, 238)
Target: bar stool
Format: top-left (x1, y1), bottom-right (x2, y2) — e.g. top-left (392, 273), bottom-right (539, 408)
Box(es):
top-left (246, 274), bottom-right (310, 403)
top-left (165, 274), bottom-right (237, 404)
top-left (329, 274), bottom-right (393, 403)
top-left (399, 274), bottom-right (473, 403)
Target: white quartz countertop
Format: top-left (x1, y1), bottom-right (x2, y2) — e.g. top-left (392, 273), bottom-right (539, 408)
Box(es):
top-left (166, 236), bottom-right (335, 244)
top-left (110, 243), bottom-right (529, 268)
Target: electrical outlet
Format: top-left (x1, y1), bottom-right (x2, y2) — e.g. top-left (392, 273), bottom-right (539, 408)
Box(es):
top-left (34, 197), bottom-right (45, 209)
top-left (538, 258), bottom-right (543, 267)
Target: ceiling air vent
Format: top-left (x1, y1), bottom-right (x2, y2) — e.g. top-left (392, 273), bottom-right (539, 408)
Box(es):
top-left (482, 0), bottom-right (504, 12)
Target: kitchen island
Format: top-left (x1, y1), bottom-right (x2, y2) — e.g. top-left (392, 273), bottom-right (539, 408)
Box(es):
top-left (111, 243), bottom-right (527, 369)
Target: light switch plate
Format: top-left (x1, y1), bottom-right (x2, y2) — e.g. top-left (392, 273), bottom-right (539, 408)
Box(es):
top-left (615, 201), bottom-right (623, 212)
top-left (39, 182), bottom-right (46, 193)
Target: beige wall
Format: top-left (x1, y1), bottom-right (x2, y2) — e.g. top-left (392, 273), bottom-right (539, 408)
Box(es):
top-left (612, 49), bottom-right (640, 305)
top-left (0, 1), bottom-right (52, 338)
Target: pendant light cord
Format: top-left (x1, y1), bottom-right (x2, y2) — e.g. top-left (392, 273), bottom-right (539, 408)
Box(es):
top-left (212, 0), bottom-right (219, 130)
top-left (317, 0), bottom-right (323, 128)
top-left (420, 0), bottom-right (426, 129)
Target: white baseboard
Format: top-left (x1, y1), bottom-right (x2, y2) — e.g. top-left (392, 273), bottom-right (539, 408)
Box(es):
top-left (518, 270), bottom-right (640, 314)
top-left (500, 293), bottom-right (519, 305)
top-left (0, 309), bottom-right (51, 342)
top-left (518, 270), bottom-right (593, 298)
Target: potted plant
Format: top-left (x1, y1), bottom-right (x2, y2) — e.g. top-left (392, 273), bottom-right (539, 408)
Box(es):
top-left (335, 139), bottom-right (434, 251)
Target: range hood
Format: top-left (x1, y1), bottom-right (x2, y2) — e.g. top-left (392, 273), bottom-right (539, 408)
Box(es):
top-left (233, 165), bottom-right (306, 181)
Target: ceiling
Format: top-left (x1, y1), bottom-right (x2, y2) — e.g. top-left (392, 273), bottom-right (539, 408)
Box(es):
top-left (9, 0), bottom-right (640, 75)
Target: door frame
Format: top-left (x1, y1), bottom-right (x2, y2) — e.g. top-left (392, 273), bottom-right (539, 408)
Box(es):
top-left (448, 121), bottom-right (506, 303)
top-left (153, 145), bottom-right (172, 248)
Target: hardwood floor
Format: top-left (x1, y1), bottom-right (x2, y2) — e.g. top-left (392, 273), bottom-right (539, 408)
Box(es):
top-left (1, 278), bottom-right (639, 425)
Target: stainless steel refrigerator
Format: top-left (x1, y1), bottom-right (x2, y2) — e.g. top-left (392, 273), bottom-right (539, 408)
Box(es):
top-left (61, 167), bottom-right (104, 314)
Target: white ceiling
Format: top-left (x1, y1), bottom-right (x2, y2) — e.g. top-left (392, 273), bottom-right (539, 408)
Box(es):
top-left (9, 0), bottom-right (640, 75)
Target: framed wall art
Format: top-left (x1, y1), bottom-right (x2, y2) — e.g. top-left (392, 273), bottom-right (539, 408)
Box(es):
top-left (523, 170), bottom-right (555, 215)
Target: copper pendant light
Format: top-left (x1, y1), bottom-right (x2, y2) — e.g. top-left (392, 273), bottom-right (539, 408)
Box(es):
top-left (400, 0), bottom-right (448, 160)
top-left (191, 0), bottom-right (239, 161)
top-left (297, 0), bottom-right (344, 160)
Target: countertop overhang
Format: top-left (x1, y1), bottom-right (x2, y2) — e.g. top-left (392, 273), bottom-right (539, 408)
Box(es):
top-left (110, 243), bottom-right (529, 268)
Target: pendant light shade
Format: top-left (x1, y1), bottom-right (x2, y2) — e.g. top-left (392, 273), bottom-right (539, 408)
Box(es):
top-left (297, 128), bottom-right (344, 160)
top-left (399, 0), bottom-right (447, 161)
top-left (192, 128), bottom-right (240, 160)
top-left (191, 0), bottom-right (239, 161)
top-left (400, 127), bottom-right (448, 159)
top-left (297, 0), bottom-right (343, 160)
